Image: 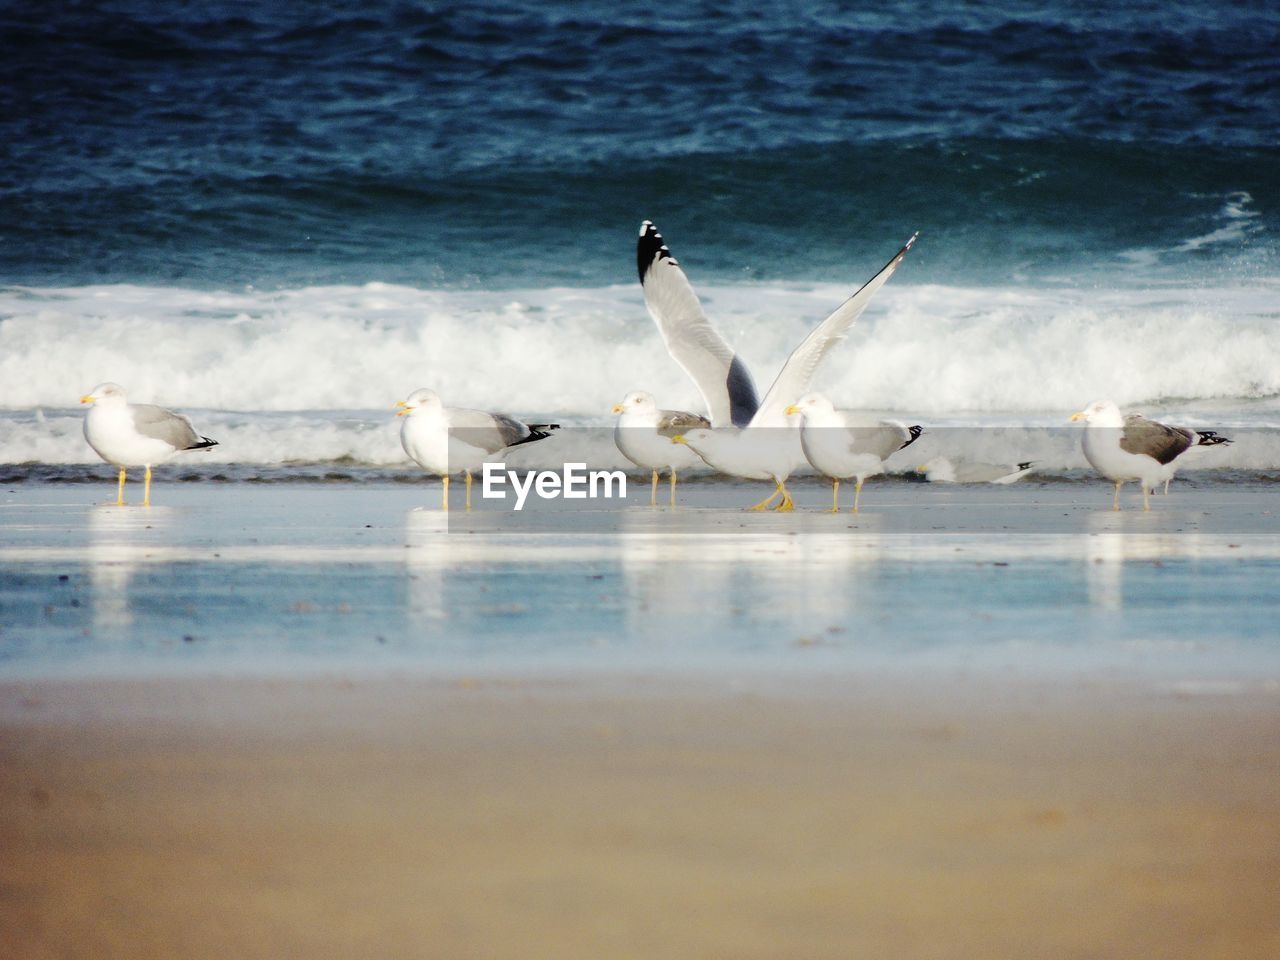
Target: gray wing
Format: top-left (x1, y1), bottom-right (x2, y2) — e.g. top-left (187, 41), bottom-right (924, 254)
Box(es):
top-left (952, 462), bottom-right (1013, 483)
top-left (129, 403), bottom-right (206, 450)
top-left (638, 221), bottom-right (760, 428)
top-left (655, 409), bottom-right (711, 439)
top-left (753, 234), bottom-right (917, 426)
top-left (846, 422), bottom-right (914, 460)
top-left (1120, 415), bottom-right (1193, 465)
top-left (449, 407), bottom-right (554, 454)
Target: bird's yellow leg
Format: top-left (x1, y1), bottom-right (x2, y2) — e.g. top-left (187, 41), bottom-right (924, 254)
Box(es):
top-left (747, 484), bottom-right (782, 511)
top-left (828, 478), bottom-right (840, 513)
top-left (1112, 480), bottom-right (1122, 511)
top-left (851, 478), bottom-right (863, 514)
top-left (1142, 484), bottom-right (1150, 512)
top-left (143, 466), bottom-right (152, 507)
top-left (465, 470), bottom-right (473, 511)
top-left (669, 468), bottom-right (678, 508)
top-left (773, 479), bottom-right (795, 512)
top-left (442, 475), bottom-right (450, 512)
top-left (650, 469), bottom-right (658, 507)
top-left (116, 467), bottom-right (127, 506)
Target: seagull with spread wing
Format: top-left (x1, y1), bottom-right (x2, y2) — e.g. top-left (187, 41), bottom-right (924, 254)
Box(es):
top-left (672, 233), bottom-right (918, 511)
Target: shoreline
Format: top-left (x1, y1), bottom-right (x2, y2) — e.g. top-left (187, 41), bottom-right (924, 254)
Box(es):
top-left (3, 482), bottom-right (1279, 682)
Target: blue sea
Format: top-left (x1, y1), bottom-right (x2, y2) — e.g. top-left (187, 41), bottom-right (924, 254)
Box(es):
top-left (1, 0), bottom-right (1277, 288)
top-left (2, 0), bottom-right (1279, 470)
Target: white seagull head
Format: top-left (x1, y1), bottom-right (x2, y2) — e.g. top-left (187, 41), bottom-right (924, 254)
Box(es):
top-left (783, 392), bottom-right (834, 419)
top-left (80, 382), bottom-right (127, 406)
top-left (611, 390), bottom-right (657, 415)
top-left (1070, 399), bottom-right (1123, 426)
top-left (396, 387), bottom-right (443, 417)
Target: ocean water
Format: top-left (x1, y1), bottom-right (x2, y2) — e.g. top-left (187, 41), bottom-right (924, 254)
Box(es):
top-left (1, 0), bottom-right (1278, 469)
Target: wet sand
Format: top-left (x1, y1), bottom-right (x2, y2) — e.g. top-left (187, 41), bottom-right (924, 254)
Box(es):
top-left (2, 672), bottom-right (1279, 959)
top-left (2, 482), bottom-right (1279, 957)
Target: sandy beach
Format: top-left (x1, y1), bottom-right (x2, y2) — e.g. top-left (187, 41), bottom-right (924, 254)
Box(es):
top-left (2, 481), bottom-right (1280, 957)
top-left (2, 672), bottom-right (1279, 959)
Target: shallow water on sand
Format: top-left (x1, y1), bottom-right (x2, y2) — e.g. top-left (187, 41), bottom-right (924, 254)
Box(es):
top-left (2, 483), bottom-right (1277, 679)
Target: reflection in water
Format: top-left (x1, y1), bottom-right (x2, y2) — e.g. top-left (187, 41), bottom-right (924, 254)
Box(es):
top-left (396, 504), bottom-right (1280, 663)
top-left (617, 513), bottom-right (886, 645)
top-left (1084, 512), bottom-right (1207, 613)
top-left (404, 508), bottom-right (450, 626)
top-left (87, 506), bottom-right (174, 636)
top-left (403, 507), bottom-right (890, 650)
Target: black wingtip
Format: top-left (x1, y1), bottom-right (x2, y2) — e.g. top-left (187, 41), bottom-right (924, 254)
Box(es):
top-left (507, 424), bottom-right (560, 448)
top-left (1196, 431), bottom-right (1232, 447)
top-left (637, 219), bottom-right (678, 284)
top-left (1016, 460), bottom-right (1035, 471)
top-left (189, 437), bottom-right (218, 451)
top-left (900, 425), bottom-right (924, 450)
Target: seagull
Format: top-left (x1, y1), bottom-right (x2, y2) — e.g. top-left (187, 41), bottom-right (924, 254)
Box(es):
top-left (611, 391), bottom-right (708, 507)
top-left (917, 457), bottom-right (1037, 484)
top-left (79, 382), bottom-right (218, 506)
top-left (672, 233), bottom-right (918, 511)
top-left (785, 393), bottom-right (922, 512)
top-left (397, 388), bottom-right (558, 511)
top-left (1070, 399), bottom-right (1227, 510)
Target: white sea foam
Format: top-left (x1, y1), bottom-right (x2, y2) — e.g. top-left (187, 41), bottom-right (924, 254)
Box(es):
top-left (2, 280), bottom-right (1278, 466)
top-left (1174, 191), bottom-right (1262, 254)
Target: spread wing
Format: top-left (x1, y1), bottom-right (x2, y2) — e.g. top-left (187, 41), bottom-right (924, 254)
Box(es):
top-left (752, 234), bottom-right (917, 427)
top-left (638, 220), bottom-right (760, 428)
top-left (129, 403), bottom-right (207, 450)
top-left (655, 409), bottom-right (711, 439)
top-left (1120, 415), bottom-right (1194, 466)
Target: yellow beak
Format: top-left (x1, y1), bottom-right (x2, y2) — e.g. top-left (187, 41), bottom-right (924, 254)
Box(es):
top-left (1069, 412), bottom-right (1085, 422)
top-left (79, 394), bottom-right (95, 405)
top-left (611, 403), bottom-right (623, 414)
top-left (784, 404), bottom-right (801, 416)
top-left (670, 435), bottom-right (687, 445)
top-left (916, 464), bottom-right (927, 472)
top-left (395, 401), bottom-right (410, 417)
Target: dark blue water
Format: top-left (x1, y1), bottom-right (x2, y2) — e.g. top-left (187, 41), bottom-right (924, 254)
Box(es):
top-left (2, 1), bottom-right (1277, 288)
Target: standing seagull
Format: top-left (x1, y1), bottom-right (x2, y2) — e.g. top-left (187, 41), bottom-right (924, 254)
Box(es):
top-left (612, 391), bottom-right (708, 507)
top-left (785, 393), bottom-right (922, 512)
top-left (672, 233), bottom-right (918, 511)
top-left (80, 382), bottom-right (218, 506)
top-left (1070, 399), bottom-right (1227, 511)
top-left (397, 388), bottom-right (558, 511)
